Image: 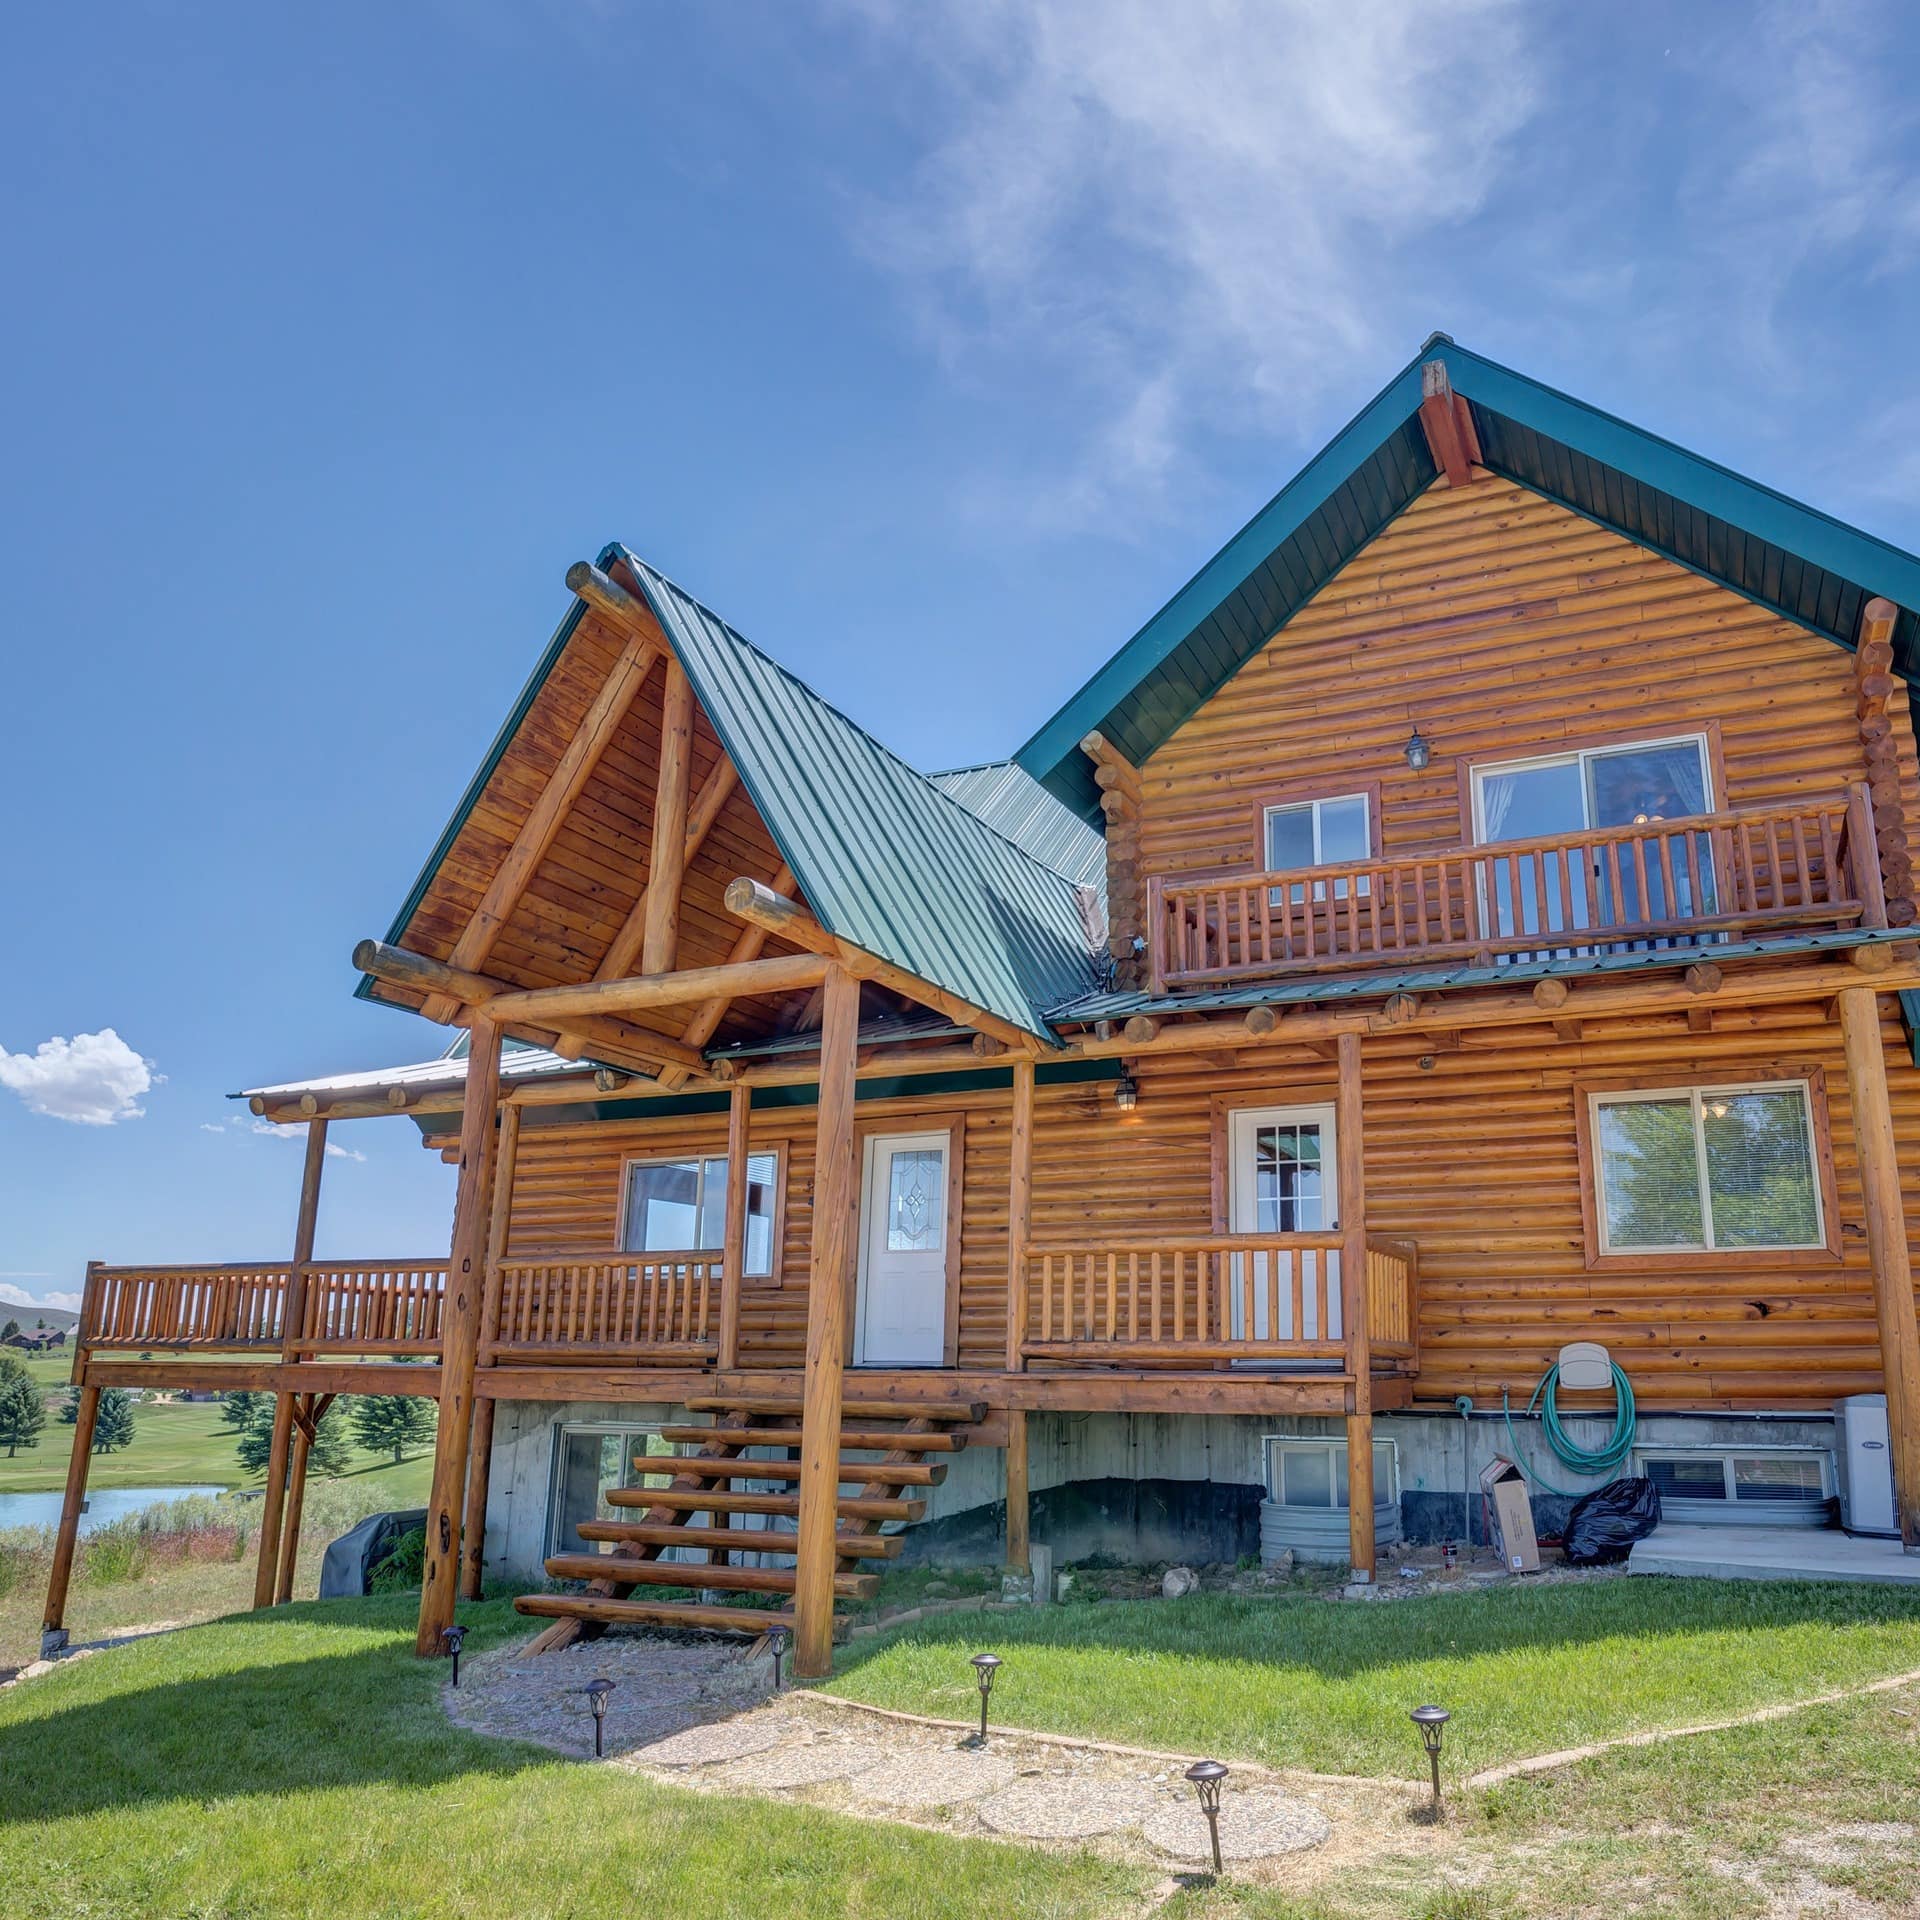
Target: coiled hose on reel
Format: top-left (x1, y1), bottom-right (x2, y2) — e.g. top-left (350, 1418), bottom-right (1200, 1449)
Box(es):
top-left (1501, 1358), bottom-right (1637, 1494)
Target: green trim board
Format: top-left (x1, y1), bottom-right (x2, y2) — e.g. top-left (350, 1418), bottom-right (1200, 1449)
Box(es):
top-left (1015, 336), bottom-right (1920, 816)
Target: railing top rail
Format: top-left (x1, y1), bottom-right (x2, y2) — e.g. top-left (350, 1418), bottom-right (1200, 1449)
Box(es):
top-left (1159, 794), bottom-right (1853, 896)
top-left (1023, 1231), bottom-right (1345, 1254)
top-left (91, 1262), bottom-right (294, 1280)
top-left (493, 1251), bottom-right (723, 1268)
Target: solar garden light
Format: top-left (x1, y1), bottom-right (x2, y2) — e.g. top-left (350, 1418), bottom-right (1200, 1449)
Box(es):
top-left (440, 1624), bottom-right (467, 1687)
top-left (1410, 1704), bottom-right (1450, 1816)
top-left (968, 1652), bottom-right (1002, 1745)
top-left (1184, 1759), bottom-right (1229, 1875)
top-left (585, 1676), bottom-right (615, 1758)
top-left (766, 1624), bottom-right (791, 1691)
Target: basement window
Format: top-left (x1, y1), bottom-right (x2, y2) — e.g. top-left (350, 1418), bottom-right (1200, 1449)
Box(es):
top-left (1634, 1448), bottom-right (1831, 1526)
top-left (1263, 1437), bottom-right (1398, 1511)
top-left (546, 1423), bottom-right (678, 1560)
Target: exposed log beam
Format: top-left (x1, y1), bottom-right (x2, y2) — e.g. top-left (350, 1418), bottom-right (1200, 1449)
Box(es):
top-left (1418, 359), bottom-right (1482, 488)
top-left (722, 877), bottom-right (1048, 1056)
top-left (419, 624), bottom-right (660, 1021)
top-left (479, 952), bottom-right (829, 1026)
top-left (656, 862), bottom-right (800, 1091)
top-left (641, 659), bottom-right (695, 975)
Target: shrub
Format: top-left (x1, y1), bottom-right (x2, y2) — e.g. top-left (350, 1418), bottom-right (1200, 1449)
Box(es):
top-left (367, 1525), bottom-right (426, 1595)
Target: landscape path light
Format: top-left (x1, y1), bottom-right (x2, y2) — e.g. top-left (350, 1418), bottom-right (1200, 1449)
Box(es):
top-left (1410, 1704), bottom-right (1450, 1816)
top-left (440, 1624), bottom-right (467, 1687)
top-left (1184, 1759), bottom-right (1229, 1875)
top-left (766, 1624), bottom-right (791, 1691)
top-left (968, 1652), bottom-right (1002, 1745)
top-left (586, 1676), bottom-right (615, 1758)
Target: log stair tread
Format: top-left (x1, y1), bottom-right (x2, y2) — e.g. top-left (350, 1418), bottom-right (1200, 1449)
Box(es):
top-left (576, 1518), bottom-right (902, 1559)
top-left (515, 1593), bottom-right (790, 1636)
top-left (657, 1423), bottom-right (967, 1453)
top-left (646, 1455), bottom-right (947, 1487)
top-left (544, 1552), bottom-right (877, 1599)
top-left (605, 1485), bottom-right (926, 1522)
top-left (684, 1394), bottom-right (988, 1425)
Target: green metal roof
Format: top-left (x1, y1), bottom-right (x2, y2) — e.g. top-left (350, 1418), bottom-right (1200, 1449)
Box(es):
top-left (1017, 336), bottom-right (1920, 818)
top-left (930, 759), bottom-right (1108, 890)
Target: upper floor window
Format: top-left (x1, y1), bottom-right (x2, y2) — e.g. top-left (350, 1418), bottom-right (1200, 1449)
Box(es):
top-left (1264, 791), bottom-right (1372, 901)
top-left (1585, 1079), bottom-right (1825, 1256)
top-left (621, 1152), bottom-right (779, 1278)
top-left (1472, 734), bottom-right (1712, 845)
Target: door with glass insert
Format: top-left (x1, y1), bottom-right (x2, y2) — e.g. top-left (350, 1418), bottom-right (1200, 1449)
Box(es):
top-left (1226, 1105), bottom-right (1341, 1340)
top-left (855, 1131), bottom-right (951, 1366)
top-left (1471, 735), bottom-right (1714, 947)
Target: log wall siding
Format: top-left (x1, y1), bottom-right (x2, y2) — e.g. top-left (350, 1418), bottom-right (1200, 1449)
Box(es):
top-left (1135, 474), bottom-right (1920, 883)
top-left (496, 995), bottom-right (1920, 1410)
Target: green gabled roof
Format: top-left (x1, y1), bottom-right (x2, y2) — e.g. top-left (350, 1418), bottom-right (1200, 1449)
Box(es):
top-left (608, 549), bottom-right (1100, 1042)
top-left (930, 759), bottom-right (1108, 890)
top-left (1016, 336), bottom-right (1920, 818)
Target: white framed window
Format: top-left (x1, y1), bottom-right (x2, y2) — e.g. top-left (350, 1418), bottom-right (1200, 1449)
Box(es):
top-left (1264, 791), bottom-right (1372, 902)
top-left (621, 1152), bottom-right (779, 1278)
top-left (1263, 1436), bottom-right (1398, 1511)
top-left (1589, 1081), bottom-right (1823, 1254)
top-left (1470, 733), bottom-right (1713, 844)
top-left (547, 1422), bottom-right (678, 1558)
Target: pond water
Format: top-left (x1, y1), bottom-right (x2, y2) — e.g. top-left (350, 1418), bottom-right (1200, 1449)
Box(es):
top-left (0, 1485), bottom-right (224, 1536)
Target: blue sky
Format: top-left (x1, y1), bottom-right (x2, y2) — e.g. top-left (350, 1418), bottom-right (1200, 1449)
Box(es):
top-left (4, 1), bottom-right (1919, 1313)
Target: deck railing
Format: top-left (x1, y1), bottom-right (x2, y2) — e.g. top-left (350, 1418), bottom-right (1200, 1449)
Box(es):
top-left (1019, 1232), bottom-right (1418, 1369)
top-left (484, 1255), bottom-right (723, 1363)
top-left (298, 1261), bottom-right (448, 1355)
top-left (1147, 786), bottom-right (1885, 991)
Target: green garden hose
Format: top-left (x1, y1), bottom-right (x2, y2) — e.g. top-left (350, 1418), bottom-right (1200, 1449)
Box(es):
top-left (1501, 1360), bottom-right (1637, 1495)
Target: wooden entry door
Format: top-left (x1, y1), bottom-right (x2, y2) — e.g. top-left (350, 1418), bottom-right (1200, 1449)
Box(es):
top-left (1226, 1103), bottom-right (1341, 1340)
top-left (854, 1130), bottom-right (954, 1367)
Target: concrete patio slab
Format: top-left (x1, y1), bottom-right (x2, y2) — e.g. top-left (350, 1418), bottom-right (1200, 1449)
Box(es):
top-left (1629, 1524), bottom-right (1920, 1586)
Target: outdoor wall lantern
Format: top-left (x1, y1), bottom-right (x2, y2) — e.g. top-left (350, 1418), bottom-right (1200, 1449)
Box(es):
top-left (968, 1652), bottom-right (1003, 1745)
top-left (1113, 1070), bottom-right (1139, 1113)
top-left (586, 1676), bottom-right (615, 1758)
top-left (1410, 1703), bottom-right (1450, 1815)
top-left (440, 1624), bottom-right (467, 1687)
top-left (1184, 1759), bottom-right (1229, 1874)
top-left (766, 1623), bottom-right (791, 1691)
top-left (1404, 722), bottom-right (1432, 772)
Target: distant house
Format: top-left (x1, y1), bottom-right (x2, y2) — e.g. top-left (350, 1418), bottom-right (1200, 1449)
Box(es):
top-left (3, 1330), bottom-right (61, 1352)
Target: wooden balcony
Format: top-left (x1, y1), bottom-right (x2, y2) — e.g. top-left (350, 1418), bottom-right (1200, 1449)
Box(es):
top-left (1146, 786), bottom-right (1887, 992)
top-left (484, 1255), bottom-right (723, 1364)
top-left (1018, 1232), bottom-right (1418, 1372)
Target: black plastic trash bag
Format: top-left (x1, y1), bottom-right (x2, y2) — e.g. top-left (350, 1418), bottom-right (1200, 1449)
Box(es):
top-left (1562, 1477), bottom-right (1662, 1566)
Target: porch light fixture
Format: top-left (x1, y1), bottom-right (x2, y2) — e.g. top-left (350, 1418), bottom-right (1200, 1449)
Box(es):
top-left (1113, 1070), bottom-right (1139, 1113)
top-left (1404, 722), bottom-right (1432, 772)
top-left (440, 1623), bottom-right (467, 1687)
top-left (1410, 1704), bottom-right (1450, 1815)
top-left (1184, 1759), bottom-right (1229, 1874)
top-left (968, 1652), bottom-right (1003, 1745)
top-left (766, 1623), bottom-right (791, 1691)
top-left (586, 1675), bottom-right (615, 1758)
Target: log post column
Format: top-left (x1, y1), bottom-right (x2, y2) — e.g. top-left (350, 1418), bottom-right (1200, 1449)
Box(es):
top-left (794, 964), bottom-right (860, 1678)
top-left (1005, 1057), bottom-right (1034, 1373)
top-left (718, 1082), bottom-right (751, 1372)
top-left (416, 1016), bottom-right (504, 1654)
top-left (253, 1119), bottom-right (328, 1609)
top-left (460, 1101), bottom-right (520, 1602)
top-left (1337, 1030), bottom-right (1375, 1581)
top-left (1838, 986), bottom-right (1920, 1549)
top-left (1005, 1411), bottom-right (1031, 1575)
top-left (40, 1365), bottom-right (101, 1659)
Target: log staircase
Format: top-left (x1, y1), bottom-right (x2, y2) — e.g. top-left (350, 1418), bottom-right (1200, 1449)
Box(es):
top-left (513, 1392), bottom-right (990, 1648)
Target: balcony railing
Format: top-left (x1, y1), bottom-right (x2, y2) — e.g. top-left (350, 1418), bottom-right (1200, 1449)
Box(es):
top-left (1147, 786), bottom-right (1886, 991)
top-left (484, 1255), bottom-right (723, 1363)
top-left (1019, 1232), bottom-right (1417, 1369)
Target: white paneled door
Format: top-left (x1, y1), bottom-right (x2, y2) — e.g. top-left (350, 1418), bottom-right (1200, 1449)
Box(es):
top-left (854, 1130), bottom-right (951, 1366)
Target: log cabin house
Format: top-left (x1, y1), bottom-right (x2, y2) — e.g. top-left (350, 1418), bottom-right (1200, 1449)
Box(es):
top-left (41, 337), bottom-right (1920, 1675)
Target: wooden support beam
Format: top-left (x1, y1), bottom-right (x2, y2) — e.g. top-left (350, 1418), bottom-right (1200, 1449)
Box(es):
top-left (1337, 1030), bottom-right (1374, 1583)
top-left (1005, 1056), bottom-right (1035, 1373)
top-left (40, 1380), bottom-right (100, 1656)
top-left (593, 759), bottom-right (739, 987)
top-left (641, 659), bottom-right (696, 975)
top-left (273, 1396), bottom-right (313, 1606)
top-left (1121, 1015), bottom-right (1158, 1044)
top-left (723, 877), bottom-right (1047, 1056)
top-left (416, 1016), bottom-right (503, 1654)
top-left (794, 964), bottom-right (860, 1678)
top-left (481, 952), bottom-right (829, 1027)
top-left (420, 623), bottom-right (659, 1020)
top-left (1005, 1409), bottom-right (1030, 1575)
top-left (1244, 1005), bottom-right (1278, 1037)
top-left (1418, 359), bottom-right (1481, 488)
top-left (1532, 977), bottom-right (1570, 1010)
top-left (718, 1082), bottom-right (751, 1372)
top-left (461, 1101), bottom-right (519, 1601)
top-left (1838, 987), bottom-right (1920, 1550)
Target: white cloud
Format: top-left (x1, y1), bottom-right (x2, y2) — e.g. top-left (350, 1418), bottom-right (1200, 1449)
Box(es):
top-left (0, 1281), bottom-right (80, 1313)
top-left (0, 1028), bottom-right (155, 1126)
top-left (203, 1115), bottom-right (366, 1163)
top-left (844, 0), bottom-right (1542, 519)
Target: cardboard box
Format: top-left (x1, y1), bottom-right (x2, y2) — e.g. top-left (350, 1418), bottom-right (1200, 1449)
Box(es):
top-left (1479, 1456), bottom-right (1540, 1572)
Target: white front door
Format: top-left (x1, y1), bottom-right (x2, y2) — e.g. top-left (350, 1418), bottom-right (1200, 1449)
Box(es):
top-left (1226, 1104), bottom-right (1340, 1340)
top-left (855, 1131), bottom-right (951, 1367)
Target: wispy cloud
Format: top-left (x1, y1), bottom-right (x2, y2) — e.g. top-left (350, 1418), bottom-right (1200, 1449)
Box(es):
top-left (202, 1115), bottom-right (367, 1162)
top-left (0, 1028), bottom-right (156, 1126)
top-left (0, 1281), bottom-right (80, 1313)
top-left (843, 0), bottom-right (1542, 522)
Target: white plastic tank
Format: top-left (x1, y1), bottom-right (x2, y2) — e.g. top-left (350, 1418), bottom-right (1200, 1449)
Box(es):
top-left (1835, 1394), bottom-right (1897, 1537)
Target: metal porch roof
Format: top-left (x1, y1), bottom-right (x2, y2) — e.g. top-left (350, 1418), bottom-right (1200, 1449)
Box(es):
top-left (930, 760), bottom-right (1109, 891)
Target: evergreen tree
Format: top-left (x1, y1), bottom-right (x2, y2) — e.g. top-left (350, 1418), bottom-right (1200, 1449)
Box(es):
top-left (348, 1395), bottom-right (437, 1463)
top-left (0, 1356), bottom-right (45, 1457)
top-left (237, 1398), bottom-right (354, 1479)
top-left (218, 1389), bottom-right (265, 1431)
top-left (91, 1388), bottom-right (137, 1454)
top-left (1, 1318), bottom-right (19, 1341)
top-left (59, 1386), bottom-right (82, 1424)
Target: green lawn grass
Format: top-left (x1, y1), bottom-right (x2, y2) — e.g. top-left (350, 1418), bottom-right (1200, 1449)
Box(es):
top-left (826, 1579), bottom-right (1920, 1777)
top-left (0, 1397), bottom-right (436, 1497)
top-left (0, 1598), bottom-right (1141, 1920)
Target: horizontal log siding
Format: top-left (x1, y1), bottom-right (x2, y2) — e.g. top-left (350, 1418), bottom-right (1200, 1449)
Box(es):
top-left (496, 998), bottom-right (1920, 1409)
top-left (1135, 475), bottom-right (1920, 882)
